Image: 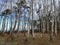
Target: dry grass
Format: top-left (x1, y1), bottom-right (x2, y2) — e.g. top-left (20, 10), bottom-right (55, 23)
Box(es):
top-left (0, 33), bottom-right (60, 45)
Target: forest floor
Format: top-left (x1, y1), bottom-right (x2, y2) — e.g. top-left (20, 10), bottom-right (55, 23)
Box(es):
top-left (0, 32), bottom-right (60, 45)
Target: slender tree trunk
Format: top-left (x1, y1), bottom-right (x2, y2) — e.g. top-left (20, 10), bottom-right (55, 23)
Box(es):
top-left (39, 4), bottom-right (41, 33)
top-left (14, 10), bottom-right (20, 36)
top-left (27, 22), bottom-right (30, 38)
top-left (13, 19), bottom-right (17, 32)
top-left (24, 14), bottom-right (26, 36)
top-left (46, 0), bottom-right (49, 32)
top-left (2, 0), bottom-right (7, 35)
top-left (41, 18), bottom-right (43, 35)
top-left (50, 0), bottom-right (54, 40)
top-left (27, 10), bottom-right (30, 38)
top-left (31, 0), bottom-right (35, 39)
top-left (51, 20), bottom-right (54, 40)
top-left (10, 0), bottom-right (13, 40)
top-left (55, 16), bottom-right (57, 36)
top-left (47, 20), bottom-right (49, 32)
top-left (53, 0), bottom-right (57, 36)
top-left (2, 13), bottom-right (6, 35)
top-left (17, 12), bottom-right (20, 33)
top-left (17, 2), bottom-right (21, 33)
top-left (41, 0), bottom-right (46, 37)
top-left (16, 13), bottom-right (19, 33)
top-left (42, 20), bottom-right (45, 34)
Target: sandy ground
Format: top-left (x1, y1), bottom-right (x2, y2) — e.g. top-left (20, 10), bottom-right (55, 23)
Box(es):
top-left (0, 33), bottom-right (60, 45)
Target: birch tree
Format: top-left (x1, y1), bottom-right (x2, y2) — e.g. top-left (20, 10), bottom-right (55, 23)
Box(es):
top-left (2, 11), bottom-right (6, 35)
top-left (31, 0), bottom-right (35, 39)
top-left (2, 0), bottom-right (7, 35)
top-left (49, 0), bottom-right (56, 40)
top-left (16, 0), bottom-right (26, 33)
top-left (41, 0), bottom-right (46, 37)
top-left (53, 0), bottom-right (57, 36)
top-left (9, 0), bottom-right (13, 40)
top-left (12, 6), bottom-right (17, 32)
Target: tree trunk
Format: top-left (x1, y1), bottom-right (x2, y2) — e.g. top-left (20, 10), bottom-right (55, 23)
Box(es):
top-left (13, 19), bottom-right (17, 32)
top-left (27, 23), bottom-right (30, 38)
top-left (39, 4), bottom-right (41, 33)
top-left (46, 0), bottom-right (49, 32)
top-left (31, 0), bottom-right (35, 39)
top-left (55, 16), bottom-right (57, 36)
top-left (17, 13), bottom-right (20, 33)
top-left (17, 2), bottom-right (21, 33)
top-left (27, 8), bottom-right (31, 38)
top-left (42, 20), bottom-right (45, 35)
top-left (53, 0), bottom-right (57, 36)
top-left (2, 13), bottom-right (6, 35)
top-left (50, 20), bottom-right (54, 40)
top-left (10, 0), bottom-right (13, 40)
top-left (47, 19), bottom-right (49, 32)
